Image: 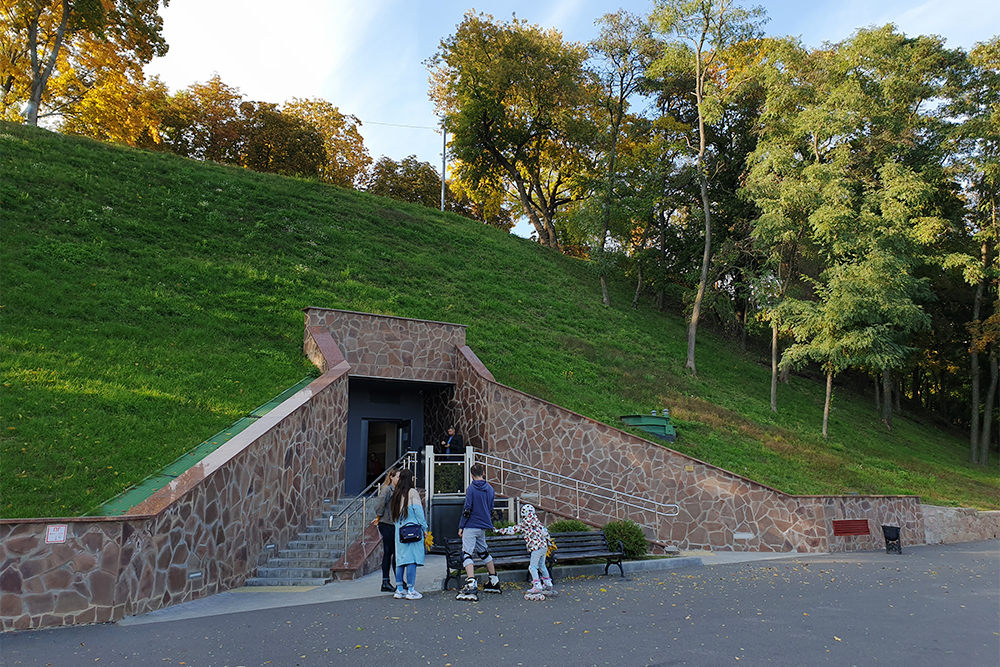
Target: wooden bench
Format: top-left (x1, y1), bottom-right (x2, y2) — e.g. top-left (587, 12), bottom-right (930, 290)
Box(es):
top-left (832, 519), bottom-right (870, 536)
top-left (550, 531), bottom-right (625, 577)
top-left (443, 535), bottom-right (540, 590)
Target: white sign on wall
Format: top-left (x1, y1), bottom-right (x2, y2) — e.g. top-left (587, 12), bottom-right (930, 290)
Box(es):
top-left (45, 524), bottom-right (68, 544)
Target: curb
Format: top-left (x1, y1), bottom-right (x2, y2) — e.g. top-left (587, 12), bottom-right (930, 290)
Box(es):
top-left (445, 556), bottom-right (704, 589)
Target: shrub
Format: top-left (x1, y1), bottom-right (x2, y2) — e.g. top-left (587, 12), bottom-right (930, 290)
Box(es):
top-left (547, 519), bottom-right (592, 533)
top-left (602, 519), bottom-right (648, 559)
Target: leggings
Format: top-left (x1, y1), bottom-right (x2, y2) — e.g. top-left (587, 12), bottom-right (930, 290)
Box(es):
top-left (378, 522), bottom-right (396, 581)
top-left (529, 547), bottom-right (550, 581)
top-left (396, 563), bottom-right (417, 590)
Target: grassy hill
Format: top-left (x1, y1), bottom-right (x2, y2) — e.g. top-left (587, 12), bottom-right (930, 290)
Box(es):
top-left (1, 121), bottom-right (996, 520)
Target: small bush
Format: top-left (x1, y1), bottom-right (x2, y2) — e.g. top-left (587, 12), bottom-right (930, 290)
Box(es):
top-left (547, 519), bottom-right (592, 533)
top-left (603, 519), bottom-right (647, 559)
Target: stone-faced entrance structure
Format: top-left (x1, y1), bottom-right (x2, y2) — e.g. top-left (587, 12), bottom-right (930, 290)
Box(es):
top-left (2, 308), bottom-right (996, 631)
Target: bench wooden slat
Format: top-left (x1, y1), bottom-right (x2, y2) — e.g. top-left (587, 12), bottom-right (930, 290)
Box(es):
top-left (550, 531), bottom-right (625, 577)
top-left (832, 519), bottom-right (870, 536)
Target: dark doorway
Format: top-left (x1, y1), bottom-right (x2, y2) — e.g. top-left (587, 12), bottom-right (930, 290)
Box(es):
top-left (363, 419), bottom-right (411, 490)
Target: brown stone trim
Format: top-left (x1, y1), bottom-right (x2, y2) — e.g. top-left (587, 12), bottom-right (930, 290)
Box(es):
top-left (457, 345), bottom-right (495, 382)
top-left (124, 362), bottom-right (350, 519)
top-left (303, 307), bottom-right (468, 330)
top-left (307, 326), bottom-right (349, 373)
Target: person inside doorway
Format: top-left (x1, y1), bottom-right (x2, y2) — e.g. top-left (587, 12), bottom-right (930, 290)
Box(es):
top-left (440, 426), bottom-right (464, 459)
top-left (367, 452), bottom-right (385, 488)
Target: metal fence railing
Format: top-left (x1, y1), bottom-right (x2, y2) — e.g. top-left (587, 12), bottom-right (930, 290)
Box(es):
top-left (475, 452), bottom-right (679, 542)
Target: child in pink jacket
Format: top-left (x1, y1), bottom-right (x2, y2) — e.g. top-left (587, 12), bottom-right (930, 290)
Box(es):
top-left (497, 504), bottom-right (556, 599)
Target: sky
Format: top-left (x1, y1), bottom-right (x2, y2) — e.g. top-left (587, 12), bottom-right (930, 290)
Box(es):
top-left (144, 0), bottom-right (998, 235)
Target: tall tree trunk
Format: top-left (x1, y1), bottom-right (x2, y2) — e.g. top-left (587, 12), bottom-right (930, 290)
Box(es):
top-left (874, 374), bottom-right (881, 413)
top-left (599, 116), bottom-right (621, 307)
top-left (686, 172), bottom-right (712, 376)
top-left (970, 239), bottom-right (987, 459)
top-left (978, 349), bottom-right (998, 466)
top-left (740, 302), bottom-right (748, 352)
top-left (656, 214), bottom-right (668, 312)
top-left (822, 370), bottom-right (833, 439)
top-left (632, 256), bottom-right (643, 309)
top-left (24, 1), bottom-right (72, 126)
top-left (881, 368), bottom-right (893, 431)
top-left (770, 320), bottom-right (778, 413)
top-left (779, 364), bottom-right (791, 384)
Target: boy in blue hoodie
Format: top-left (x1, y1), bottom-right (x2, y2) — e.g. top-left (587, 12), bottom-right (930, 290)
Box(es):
top-left (455, 463), bottom-right (502, 601)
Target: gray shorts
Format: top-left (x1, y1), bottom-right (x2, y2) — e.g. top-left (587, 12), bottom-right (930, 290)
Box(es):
top-left (461, 528), bottom-right (493, 566)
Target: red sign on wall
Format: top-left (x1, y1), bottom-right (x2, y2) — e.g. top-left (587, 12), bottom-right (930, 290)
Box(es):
top-left (45, 524), bottom-right (68, 544)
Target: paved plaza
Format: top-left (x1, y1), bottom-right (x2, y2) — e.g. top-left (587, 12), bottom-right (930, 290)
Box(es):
top-left (1, 541), bottom-right (996, 667)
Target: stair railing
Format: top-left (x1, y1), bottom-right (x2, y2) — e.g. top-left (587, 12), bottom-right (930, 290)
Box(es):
top-left (328, 450), bottom-right (420, 561)
top-left (475, 452), bottom-right (679, 543)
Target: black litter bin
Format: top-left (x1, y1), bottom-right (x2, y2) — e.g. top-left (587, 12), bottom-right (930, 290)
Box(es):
top-left (881, 525), bottom-right (902, 554)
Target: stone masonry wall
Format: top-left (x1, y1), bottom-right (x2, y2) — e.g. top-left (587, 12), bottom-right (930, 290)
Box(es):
top-left (923, 505), bottom-right (1000, 544)
top-left (454, 351), bottom-right (923, 553)
top-left (304, 308), bottom-right (466, 384)
top-left (0, 328), bottom-right (350, 632)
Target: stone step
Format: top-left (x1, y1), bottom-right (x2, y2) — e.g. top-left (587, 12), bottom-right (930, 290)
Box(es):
top-left (255, 566), bottom-right (332, 579)
top-left (285, 539), bottom-right (354, 551)
top-left (274, 549), bottom-right (343, 560)
top-left (265, 557), bottom-right (337, 568)
top-left (243, 576), bottom-right (330, 587)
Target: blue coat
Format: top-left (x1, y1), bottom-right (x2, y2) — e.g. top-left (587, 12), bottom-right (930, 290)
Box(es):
top-left (394, 497), bottom-right (428, 567)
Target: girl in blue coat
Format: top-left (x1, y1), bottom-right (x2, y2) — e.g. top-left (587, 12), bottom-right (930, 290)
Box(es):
top-left (390, 468), bottom-right (428, 599)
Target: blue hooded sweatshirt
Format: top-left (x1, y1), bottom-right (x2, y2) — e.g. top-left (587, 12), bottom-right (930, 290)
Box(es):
top-left (458, 479), bottom-right (495, 531)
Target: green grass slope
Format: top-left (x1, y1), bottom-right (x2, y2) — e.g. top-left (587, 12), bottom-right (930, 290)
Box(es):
top-left (1, 122), bottom-right (996, 519)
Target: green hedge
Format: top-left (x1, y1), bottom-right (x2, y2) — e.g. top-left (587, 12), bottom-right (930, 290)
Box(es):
top-left (602, 519), bottom-right (648, 559)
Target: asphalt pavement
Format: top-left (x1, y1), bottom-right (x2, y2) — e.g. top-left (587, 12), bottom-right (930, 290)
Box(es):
top-left (1, 541), bottom-right (997, 667)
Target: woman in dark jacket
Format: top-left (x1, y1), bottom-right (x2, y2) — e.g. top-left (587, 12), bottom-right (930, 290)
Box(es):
top-left (374, 468), bottom-right (400, 592)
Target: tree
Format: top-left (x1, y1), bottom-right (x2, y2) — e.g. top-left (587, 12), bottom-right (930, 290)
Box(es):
top-left (366, 155), bottom-right (443, 208)
top-left (751, 26), bottom-right (962, 435)
top-left (949, 37), bottom-right (1000, 464)
top-left (237, 101), bottom-right (326, 178)
top-left (155, 74), bottom-right (243, 163)
top-left (428, 11), bottom-right (593, 249)
top-left (648, 0), bottom-right (768, 375)
top-left (283, 97), bottom-right (371, 188)
top-left (59, 69), bottom-right (166, 146)
top-left (588, 9), bottom-right (654, 305)
top-left (1, 0), bottom-right (169, 125)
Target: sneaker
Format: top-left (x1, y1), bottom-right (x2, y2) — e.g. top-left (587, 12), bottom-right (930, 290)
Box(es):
top-left (393, 588), bottom-right (406, 599)
top-left (482, 579), bottom-right (503, 595)
top-left (381, 581), bottom-right (396, 593)
top-left (405, 588), bottom-right (423, 600)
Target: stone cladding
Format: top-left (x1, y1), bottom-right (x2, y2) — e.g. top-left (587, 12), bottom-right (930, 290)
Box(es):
top-left (923, 505), bottom-right (1000, 544)
top-left (0, 328), bottom-right (349, 632)
top-left (304, 307), bottom-right (466, 383)
top-left (1, 311), bottom-right (991, 632)
top-left (453, 350), bottom-right (925, 554)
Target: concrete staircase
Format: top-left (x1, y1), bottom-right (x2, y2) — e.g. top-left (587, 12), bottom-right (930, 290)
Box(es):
top-left (244, 496), bottom-right (374, 587)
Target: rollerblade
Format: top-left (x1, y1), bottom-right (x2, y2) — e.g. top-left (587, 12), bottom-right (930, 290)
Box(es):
top-left (482, 577), bottom-right (503, 595)
top-left (524, 581), bottom-right (546, 601)
top-left (541, 578), bottom-right (558, 597)
top-left (456, 577), bottom-right (479, 601)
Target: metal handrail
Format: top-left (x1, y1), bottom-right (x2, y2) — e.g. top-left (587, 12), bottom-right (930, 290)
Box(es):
top-left (328, 451), bottom-right (420, 559)
top-left (476, 452), bottom-right (679, 541)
